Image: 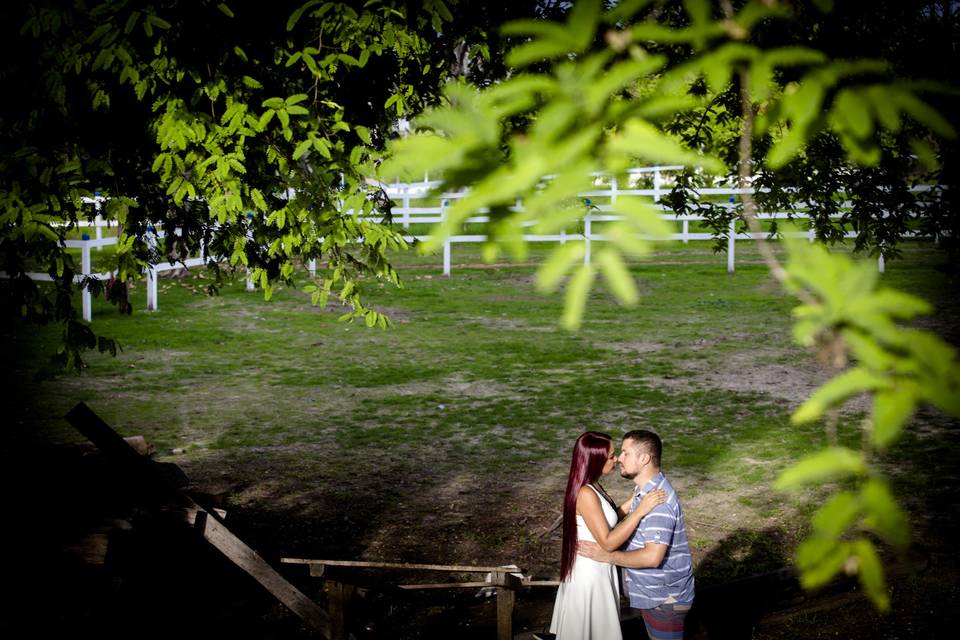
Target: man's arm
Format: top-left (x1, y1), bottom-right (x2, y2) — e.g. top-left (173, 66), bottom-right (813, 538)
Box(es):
top-left (578, 540), bottom-right (668, 569)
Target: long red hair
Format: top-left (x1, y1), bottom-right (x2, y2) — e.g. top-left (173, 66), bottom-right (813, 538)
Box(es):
top-left (560, 431), bottom-right (613, 581)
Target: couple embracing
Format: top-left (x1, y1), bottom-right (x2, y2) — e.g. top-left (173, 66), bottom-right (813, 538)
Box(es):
top-left (549, 430), bottom-right (695, 640)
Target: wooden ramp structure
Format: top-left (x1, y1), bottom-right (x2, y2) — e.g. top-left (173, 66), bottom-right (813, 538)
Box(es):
top-left (281, 557), bottom-right (561, 640)
top-left (64, 402), bottom-right (331, 637)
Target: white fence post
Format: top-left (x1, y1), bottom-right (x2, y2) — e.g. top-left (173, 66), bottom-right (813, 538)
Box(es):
top-left (653, 169), bottom-right (662, 202)
top-left (81, 240), bottom-right (92, 322)
top-left (610, 175), bottom-right (618, 208)
top-left (727, 196), bottom-right (737, 273)
top-left (878, 254), bottom-right (885, 273)
top-left (308, 258), bottom-right (317, 277)
top-left (727, 219), bottom-right (736, 273)
top-left (442, 199), bottom-right (451, 276)
top-left (682, 218), bottom-right (689, 244)
top-left (146, 225), bottom-right (158, 311)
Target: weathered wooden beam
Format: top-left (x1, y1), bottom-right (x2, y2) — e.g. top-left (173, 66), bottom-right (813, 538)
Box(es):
top-left (66, 402), bottom-right (331, 638)
top-left (325, 579), bottom-right (353, 640)
top-left (497, 587), bottom-right (515, 640)
top-left (523, 580), bottom-right (561, 587)
top-left (396, 582), bottom-right (491, 590)
top-left (282, 558), bottom-right (511, 573)
top-left (65, 402), bottom-right (172, 494)
top-left (490, 571), bottom-right (523, 589)
top-left (179, 502), bottom-right (330, 635)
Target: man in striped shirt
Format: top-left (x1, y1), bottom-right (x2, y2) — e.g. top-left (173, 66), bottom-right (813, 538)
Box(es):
top-left (579, 429), bottom-right (695, 639)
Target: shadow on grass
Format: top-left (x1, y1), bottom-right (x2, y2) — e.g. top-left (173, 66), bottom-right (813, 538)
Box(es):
top-left (684, 527), bottom-right (798, 640)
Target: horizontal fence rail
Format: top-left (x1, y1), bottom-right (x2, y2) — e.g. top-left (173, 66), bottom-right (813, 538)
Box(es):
top-left (375, 171), bottom-right (939, 276)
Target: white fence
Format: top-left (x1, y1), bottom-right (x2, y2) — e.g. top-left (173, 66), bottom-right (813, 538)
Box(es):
top-left (379, 167), bottom-right (936, 276)
top-left (4, 167), bottom-right (940, 322)
top-left (9, 228), bottom-right (208, 323)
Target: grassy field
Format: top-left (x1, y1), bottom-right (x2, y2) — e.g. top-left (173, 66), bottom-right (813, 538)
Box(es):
top-left (4, 239), bottom-right (958, 637)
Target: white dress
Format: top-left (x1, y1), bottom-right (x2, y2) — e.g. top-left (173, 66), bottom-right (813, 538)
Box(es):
top-left (549, 484), bottom-right (622, 640)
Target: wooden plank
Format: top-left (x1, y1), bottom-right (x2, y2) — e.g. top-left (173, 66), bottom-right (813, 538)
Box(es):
top-left (183, 507), bottom-right (331, 635)
top-left (396, 582), bottom-right (491, 590)
top-left (65, 403), bottom-right (167, 489)
top-left (523, 580), bottom-right (561, 587)
top-left (398, 579), bottom-right (562, 589)
top-left (326, 580), bottom-right (348, 640)
top-left (490, 571), bottom-right (522, 589)
top-left (282, 558), bottom-right (511, 573)
top-left (496, 587), bottom-right (515, 640)
top-left (66, 403), bottom-right (331, 638)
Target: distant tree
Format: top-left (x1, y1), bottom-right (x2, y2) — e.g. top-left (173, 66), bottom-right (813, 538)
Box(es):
top-left (651, 0), bottom-right (960, 259)
top-left (0, 0), bottom-right (545, 368)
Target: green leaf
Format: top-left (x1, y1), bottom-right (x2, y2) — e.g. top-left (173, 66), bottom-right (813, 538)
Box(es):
top-left (313, 137), bottom-right (332, 160)
top-left (683, 0), bottom-right (710, 25)
top-left (786, 78), bottom-right (825, 126)
top-left (833, 90), bottom-right (873, 139)
top-left (262, 97), bottom-right (285, 110)
top-left (872, 384), bottom-right (918, 449)
top-left (792, 368), bottom-right (891, 424)
top-left (869, 288), bottom-right (932, 319)
top-left (609, 197), bottom-right (673, 239)
top-left (507, 39), bottom-right (575, 68)
top-left (566, 0), bottom-right (601, 51)
top-left (608, 120), bottom-right (726, 173)
top-left (596, 248), bottom-right (638, 306)
top-left (250, 188), bottom-right (267, 212)
top-left (123, 11), bottom-right (141, 35)
top-left (796, 537), bottom-right (851, 589)
top-left (562, 264), bottom-right (595, 331)
top-left (860, 479), bottom-right (910, 549)
top-left (775, 447), bottom-right (867, 491)
top-left (841, 329), bottom-right (896, 371)
top-left (763, 46), bottom-right (828, 69)
top-left (909, 137), bottom-right (939, 171)
top-left (355, 125), bottom-right (372, 145)
top-left (145, 14), bottom-right (171, 30)
top-left (749, 62), bottom-right (773, 102)
top-left (811, 490), bottom-right (861, 537)
top-left (287, 0), bottom-right (321, 31)
top-left (604, 0), bottom-right (656, 23)
top-left (852, 538), bottom-right (890, 612)
top-left (765, 123), bottom-right (807, 169)
top-left (217, 3), bottom-right (234, 18)
top-left (293, 139), bottom-right (312, 161)
top-left (893, 90), bottom-right (957, 139)
top-left (85, 23), bottom-right (112, 44)
top-left (586, 56), bottom-right (667, 114)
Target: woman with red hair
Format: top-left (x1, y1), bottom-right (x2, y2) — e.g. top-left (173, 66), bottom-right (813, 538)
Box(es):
top-left (549, 431), bottom-right (665, 639)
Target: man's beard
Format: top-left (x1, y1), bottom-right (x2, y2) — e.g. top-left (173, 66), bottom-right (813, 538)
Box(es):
top-left (620, 468), bottom-right (637, 479)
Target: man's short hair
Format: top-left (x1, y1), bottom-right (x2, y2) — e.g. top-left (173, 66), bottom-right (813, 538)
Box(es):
top-left (623, 429), bottom-right (662, 467)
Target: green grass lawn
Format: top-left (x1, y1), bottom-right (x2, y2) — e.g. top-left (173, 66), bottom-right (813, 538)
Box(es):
top-left (5, 240), bottom-right (957, 588)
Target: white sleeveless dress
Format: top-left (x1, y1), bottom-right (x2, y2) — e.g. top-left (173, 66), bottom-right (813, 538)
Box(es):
top-left (549, 484), bottom-right (623, 640)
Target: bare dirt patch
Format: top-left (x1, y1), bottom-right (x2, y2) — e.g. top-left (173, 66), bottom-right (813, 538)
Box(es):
top-left (646, 347), bottom-right (872, 412)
